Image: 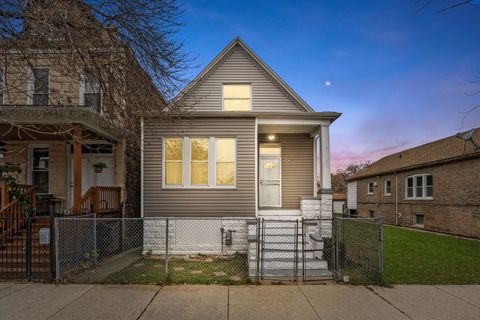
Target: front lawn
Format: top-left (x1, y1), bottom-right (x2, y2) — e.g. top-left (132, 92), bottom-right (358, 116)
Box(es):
top-left (103, 253), bottom-right (251, 285)
top-left (384, 226), bottom-right (480, 284)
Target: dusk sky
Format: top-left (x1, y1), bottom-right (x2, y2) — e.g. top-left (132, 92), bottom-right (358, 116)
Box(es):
top-left (177, 0), bottom-right (480, 171)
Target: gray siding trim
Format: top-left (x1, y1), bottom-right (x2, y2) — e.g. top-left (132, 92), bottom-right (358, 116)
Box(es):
top-left (259, 133), bottom-right (314, 209)
top-left (181, 45), bottom-right (306, 113)
top-left (143, 117), bottom-right (256, 217)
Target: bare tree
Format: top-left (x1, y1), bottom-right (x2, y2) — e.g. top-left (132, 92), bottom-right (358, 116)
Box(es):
top-left (416, 0), bottom-right (480, 127)
top-left (332, 161), bottom-right (372, 194)
top-left (0, 0), bottom-right (190, 139)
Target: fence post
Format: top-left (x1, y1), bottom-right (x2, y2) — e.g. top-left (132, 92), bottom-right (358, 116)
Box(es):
top-left (164, 218), bottom-right (169, 278)
top-left (255, 218), bottom-right (261, 283)
top-left (54, 218), bottom-right (60, 283)
top-left (93, 214), bottom-right (97, 265)
top-left (334, 218), bottom-right (340, 281)
top-left (379, 218), bottom-right (384, 276)
top-left (26, 216), bottom-right (32, 280)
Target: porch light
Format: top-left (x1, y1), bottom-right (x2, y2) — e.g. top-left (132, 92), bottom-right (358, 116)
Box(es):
top-left (267, 134), bottom-right (276, 141)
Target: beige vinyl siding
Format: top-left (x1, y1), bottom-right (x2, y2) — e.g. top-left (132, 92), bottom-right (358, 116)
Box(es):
top-left (143, 117), bottom-right (256, 217)
top-left (183, 45), bottom-right (305, 113)
top-left (259, 133), bottom-right (314, 209)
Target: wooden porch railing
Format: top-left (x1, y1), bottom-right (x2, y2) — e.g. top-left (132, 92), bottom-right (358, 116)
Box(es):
top-left (0, 182), bottom-right (36, 244)
top-left (70, 186), bottom-right (122, 216)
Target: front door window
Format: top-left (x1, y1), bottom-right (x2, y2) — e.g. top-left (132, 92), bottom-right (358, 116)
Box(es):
top-left (259, 143), bottom-right (281, 207)
top-left (32, 147), bottom-right (49, 194)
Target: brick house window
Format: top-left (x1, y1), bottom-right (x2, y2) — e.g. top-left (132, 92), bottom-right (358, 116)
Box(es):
top-left (405, 174), bottom-right (433, 200)
top-left (80, 70), bottom-right (101, 111)
top-left (414, 214), bottom-right (424, 227)
top-left (31, 68), bottom-right (49, 106)
top-left (384, 179), bottom-right (391, 196)
top-left (369, 210), bottom-right (375, 218)
top-left (367, 181), bottom-right (374, 195)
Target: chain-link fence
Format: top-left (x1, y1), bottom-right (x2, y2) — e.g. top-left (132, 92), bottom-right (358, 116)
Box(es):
top-left (55, 216), bottom-right (383, 285)
top-left (333, 217), bottom-right (384, 284)
top-left (56, 216), bottom-right (256, 285)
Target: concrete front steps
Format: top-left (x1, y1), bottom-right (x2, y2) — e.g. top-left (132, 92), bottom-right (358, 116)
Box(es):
top-left (247, 218), bottom-right (332, 279)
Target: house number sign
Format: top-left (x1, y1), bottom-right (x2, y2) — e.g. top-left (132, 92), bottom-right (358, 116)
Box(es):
top-left (283, 159), bottom-right (293, 163)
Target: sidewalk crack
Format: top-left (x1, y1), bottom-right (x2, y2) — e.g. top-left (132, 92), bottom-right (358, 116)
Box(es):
top-left (46, 285), bottom-right (96, 320)
top-left (136, 286), bottom-right (163, 320)
top-left (434, 285), bottom-right (480, 309)
top-left (297, 285), bottom-right (322, 320)
top-left (366, 286), bottom-right (413, 320)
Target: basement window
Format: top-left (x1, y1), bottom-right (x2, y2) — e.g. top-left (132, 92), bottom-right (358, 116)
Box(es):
top-left (414, 214), bottom-right (424, 227)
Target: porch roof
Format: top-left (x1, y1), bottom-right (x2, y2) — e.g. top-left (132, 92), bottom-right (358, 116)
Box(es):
top-left (0, 106), bottom-right (123, 142)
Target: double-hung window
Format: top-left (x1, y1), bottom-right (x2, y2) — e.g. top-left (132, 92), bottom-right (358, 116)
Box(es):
top-left (31, 68), bottom-right (49, 106)
top-left (164, 138), bottom-right (183, 185)
top-left (223, 84), bottom-right (251, 111)
top-left (367, 181), bottom-right (374, 195)
top-left (0, 68), bottom-right (4, 104)
top-left (384, 179), bottom-right (392, 196)
top-left (81, 70), bottom-right (101, 111)
top-left (405, 174), bottom-right (433, 200)
top-left (163, 137), bottom-right (236, 188)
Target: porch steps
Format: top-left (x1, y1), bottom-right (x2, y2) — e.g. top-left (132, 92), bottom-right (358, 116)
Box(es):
top-left (247, 218), bottom-right (331, 279)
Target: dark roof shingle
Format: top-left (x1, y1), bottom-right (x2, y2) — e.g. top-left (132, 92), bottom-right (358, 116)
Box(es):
top-left (348, 128), bottom-right (480, 180)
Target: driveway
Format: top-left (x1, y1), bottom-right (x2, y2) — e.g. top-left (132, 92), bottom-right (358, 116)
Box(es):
top-left (0, 283), bottom-right (479, 320)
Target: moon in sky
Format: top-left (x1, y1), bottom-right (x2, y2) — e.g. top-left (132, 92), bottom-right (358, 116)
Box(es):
top-left (325, 81), bottom-right (331, 86)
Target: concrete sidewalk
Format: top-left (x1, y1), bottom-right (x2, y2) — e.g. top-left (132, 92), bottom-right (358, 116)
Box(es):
top-left (0, 283), bottom-right (479, 320)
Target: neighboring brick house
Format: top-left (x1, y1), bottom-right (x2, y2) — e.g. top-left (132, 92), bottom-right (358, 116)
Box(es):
top-left (346, 128), bottom-right (480, 238)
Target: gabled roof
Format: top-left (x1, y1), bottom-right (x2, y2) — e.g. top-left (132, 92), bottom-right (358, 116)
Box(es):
top-left (347, 128), bottom-right (480, 181)
top-left (172, 37), bottom-right (315, 112)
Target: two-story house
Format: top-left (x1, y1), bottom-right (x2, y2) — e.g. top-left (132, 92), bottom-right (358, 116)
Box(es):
top-left (346, 129), bottom-right (480, 238)
top-left (0, 1), bottom-right (163, 217)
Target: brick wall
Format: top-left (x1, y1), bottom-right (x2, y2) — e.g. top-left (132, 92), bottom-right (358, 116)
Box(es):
top-left (354, 157), bottom-right (480, 238)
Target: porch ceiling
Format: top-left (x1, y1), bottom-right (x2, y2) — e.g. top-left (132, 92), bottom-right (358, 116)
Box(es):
top-left (258, 123), bottom-right (319, 134)
top-left (0, 106), bottom-right (123, 142)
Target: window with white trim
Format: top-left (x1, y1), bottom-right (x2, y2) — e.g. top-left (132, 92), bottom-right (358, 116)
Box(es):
top-left (81, 71), bottom-right (101, 111)
top-left (384, 179), bottom-right (392, 196)
top-left (31, 68), bottom-right (49, 106)
top-left (367, 181), bottom-right (374, 195)
top-left (163, 137), bottom-right (236, 188)
top-left (0, 68), bottom-right (4, 104)
top-left (223, 84), bottom-right (251, 111)
top-left (405, 174), bottom-right (433, 200)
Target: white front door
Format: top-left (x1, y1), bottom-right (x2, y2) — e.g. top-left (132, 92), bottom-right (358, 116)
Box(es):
top-left (259, 155), bottom-right (281, 207)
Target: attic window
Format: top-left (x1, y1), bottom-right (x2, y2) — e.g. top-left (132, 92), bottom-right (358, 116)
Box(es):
top-left (223, 84), bottom-right (251, 111)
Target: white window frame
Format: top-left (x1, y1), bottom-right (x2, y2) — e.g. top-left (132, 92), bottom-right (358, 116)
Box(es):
top-left (405, 174), bottom-right (433, 200)
top-left (222, 83), bottom-right (252, 111)
top-left (79, 71), bottom-right (102, 111)
top-left (0, 67), bottom-right (4, 105)
top-left (27, 67), bottom-right (50, 106)
top-left (367, 181), bottom-right (374, 195)
top-left (162, 137), bottom-right (237, 189)
top-left (384, 179), bottom-right (392, 196)
top-left (28, 144), bottom-right (50, 195)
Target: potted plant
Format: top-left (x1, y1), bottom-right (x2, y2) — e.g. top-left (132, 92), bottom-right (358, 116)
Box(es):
top-left (93, 162), bottom-right (107, 173)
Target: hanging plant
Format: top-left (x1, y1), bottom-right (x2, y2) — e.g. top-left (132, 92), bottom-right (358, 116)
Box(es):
top-left (93, 162), bottom-right (107, 173)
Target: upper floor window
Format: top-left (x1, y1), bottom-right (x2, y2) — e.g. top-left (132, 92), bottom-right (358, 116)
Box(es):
top-left (367, 181), bottom-right (374, 195)
top-left (223, 84), bottom-right (251, 111)
top-left (0, 68), bottom-right (4, 104)
top-left (384, 179), bottom-right (392, 196)
top-left (31, 68), bottom-right (49, 106)
top-left (163, 137), bottom-right (236, 188)
top-left (80, 72), bottom-right (101, 111)
top-left (405, 174), bottom-right (433, 200)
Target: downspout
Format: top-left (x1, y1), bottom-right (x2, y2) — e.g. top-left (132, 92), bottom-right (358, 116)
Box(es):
top-left (395, 172), bottom-right (399, 225)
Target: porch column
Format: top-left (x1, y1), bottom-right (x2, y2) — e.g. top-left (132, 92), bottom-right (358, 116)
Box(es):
top-left (72, 123), bottom-right (82, 212)
top-left (319, 124), bottom-right (333, 236)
